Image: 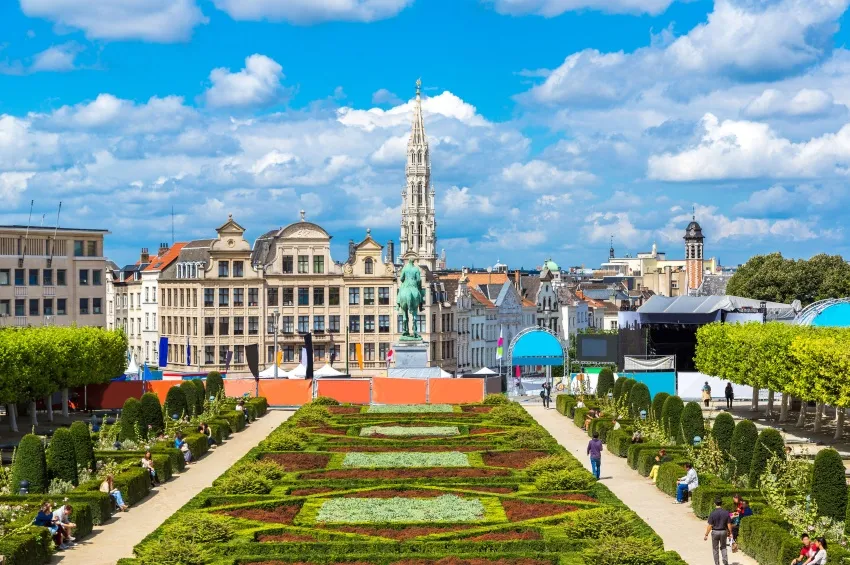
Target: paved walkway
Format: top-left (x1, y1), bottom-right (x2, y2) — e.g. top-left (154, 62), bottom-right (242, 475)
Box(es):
top-left (53, 410), bottom-right (291, 565)
top-left (525, 405), bottom-right (758, 565)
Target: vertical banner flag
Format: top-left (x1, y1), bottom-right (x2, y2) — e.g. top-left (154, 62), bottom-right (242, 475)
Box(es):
top-left (304, 332), bottom-right (314, 379)
top-left (225, 350), bottom-right (233, 372)
top-left (355, 343), bottom-right (364, 371)
top-left (496, 327), bottom-right (504, 360)
top-left (301, 347), bottom-right (308, 367)
top-left (386, 348), bottom-right (394, 369)
top-left (158, 337), bottom-right (168, 368)
top-left (330, 347), bottom-right (337, 365)
top-left (246, 344), bottom-right (260, 380)
top-left (186, 337), bottom-right (191, 366)
top-left (276, 350), bottom-right (282, 366)
top-left (515, 365), bottom-right (521, 378)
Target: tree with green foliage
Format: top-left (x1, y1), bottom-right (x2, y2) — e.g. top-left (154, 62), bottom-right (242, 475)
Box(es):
top-left (811, 448), bottom-right (847, 522)
top-left (69, 421), bottom-right (95, 473)
top-left (749, 428), bottom-right (785, 487)
top-left (180, 382), bottom-right (199, 417)
top-left (46, 428), bottom-right (78, 485)
top-left (596, 368), bottom-right (615, 398)
top-left (680, 402), bottom-right (705, 446)
top-left (190, 379), bottom-right (205, 415)
top-left (661, 395), bottom-right (684, 443)
top-left (728, 252), bottom-right (850, 306)
top-left (629, 383), bottom-right (651, 418)
top-left (139, 393), bottom-right (165, 437)
top-left (165, 386), bottom-right (188, 419)
top-left (206, 371), bottom-right (224, 400)
top-left (651, 392), bottom-right (670, 423)
top-left (12, 434), bottom-right (47, 493)
top-left (729, 419), bottom-right (758, 479)
top-left (612, 378), bottom-right (624, 400)
top-left (120, 397), bottom-right (142, 441)
top-left (712, 412), bottom-right (735, 457)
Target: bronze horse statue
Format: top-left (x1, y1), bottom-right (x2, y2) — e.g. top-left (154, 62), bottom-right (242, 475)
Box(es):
top-left (397, 257), bottom-right (425, 340)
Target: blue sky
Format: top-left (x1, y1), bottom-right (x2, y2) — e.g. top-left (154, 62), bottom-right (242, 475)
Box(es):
top-left (1, 0), bottom-right (849, 270)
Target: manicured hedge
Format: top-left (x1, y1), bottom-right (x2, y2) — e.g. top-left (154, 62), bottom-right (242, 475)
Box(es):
top-left (636, 448), bottom-right (685, 477)
top-left (182, 432), bottom-right (210, 460)
top-left (555, 394), bottom-right (575, 416)
top-left (588, 418), bottom-right (613, 443)
top-left (180, 381), bottom-right (199, 417)
top-left (46, 427), bottom-right (78, 485)
top-left (656, 461), bottom-right (685, 498)
top-left (165, 386), bottom-right (188, 419)
top-left (220, 410), bottom-right (246, 433)
top-left (651, 392), bottom-right (670, 423)
top-left (191, 379), bottom-right (206, 415)
top-left (573, 407), bottom-right (590, 429)
top-left (661, 396), bottom-right (684, 444)
top-left (711, 412), bottom-right (735, 456)
top-left (620, 379), bottom-right (636, 408)
top-left (679, 401), bottom-right (704, 446)
top-left (748, 428), bottom-right (785, 487)
top-left (606, 429), bottom-right (631, 457)
top-left (629, 383), bottom-right (651, 418)
top-left (206, 371), bottom-right (224, 399)
top-left (627, 443), bottom-right (660, 470)
top-left (152, 445), bottom-right (186, 473)
top-left (811, 448), bottom-right (847, 522)
top-left (691, 487), bottom-right (762, 519)
top-left (70, 420), bottom-right (96, 473)
top-left (596, 368), bottom-right (615, 398)
top-left (738, 516), bottom-right (800, 565)
top-left (730, 419), bottom-right (758, 478)
top-left (12, 434), bottom-right (47, 494)
top-left (0, 492), bottom-right (112, 526)
top-left (120, 397), bottom-right (142, 441)
top-left (0, 525), bottom-right (51, 565)
top-left (96, 451), bottom-right (174, 482)
top-left (139, 393), bottom-right (165, 437)
top-left (79, 466), bottom-right (151, 506)
top-left (613, 378), bottom-right (625, 400)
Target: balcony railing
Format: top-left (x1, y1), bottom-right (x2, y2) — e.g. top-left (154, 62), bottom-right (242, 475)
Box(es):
top-left (43, 286), bottom-right (55, 297)
top-left (14, 316), bottom-right (27, 326)
top-left (14, 286), bottom-right (26, 297)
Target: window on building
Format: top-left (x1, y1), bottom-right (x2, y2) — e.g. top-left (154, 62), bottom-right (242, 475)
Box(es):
top-left (349, 315), bottom-right (360, 332)
top-left (298, 287), bottom-right (309, 306)
top-left (43, 298), bottom-right (53, 316)
top-left (57, 298), bottom-right (66, 315)
top-left (179, 289), bottom-right (185, 308)
top-left (205, 346), bottom-right (214, 365)
top-left (282, 255), bottom-right (294, 274)
top-left (280, 345), bottom-right (292, 362)
top-left (151, 288), bottom-right (155, 304)
top-left (204, 288), bottom-right (214, 307)
top-left (14, 299), bottom-right (25, 316)
top-left (193, 289), bottom-right (198, 307)
top-left (57, 269), bottom-right (66, 286)
top-left (315, 345), bottom-right (326, 360)
top-left (0, 300), bottom-right (9, 316)
top-left (313, 287), bottom-right (324, 306)
top-left (93, 298), bottom-right (102, 314)
top-left (28, 269), bottom-right (39, 286)
top-left (93, 270), bottom-right (102, 285)
top-left (219, 317), bottom-right (229, 335)
top-left (78, 269), bottom-right (89, 285)
top-left (234, 316), bottom-right (244, 335)
top-left (313, 256), bottom-right (324, 274)
top-left (365, 343), bottom-right (375, 361)
top-left (298, 255), bottom-right (309, 274)
top-left (379, 343), bottom-right (390, 360)
top-left (329, 287), bottom-right (340, 306)
top-left (233, 261), bottom-right (244, 277)
top-left (219, 346), bottom-right (229, 365)
top-left (267, 345), bottom-right (275, 363)
top-left (348, 287), bottom-right (359, 305)
top-left (282, 316), bottom-right (294, 333)
top-left (28, 298), bottom-right (39, 316)
top-left (204, 317), bottom-right (215, 336)
top-left (313, 316), bottom-right (325, 332)
top-left (248, 316), bottom-right (259, 335)
top-left (86, 241), bottom-right (97, 257)
top-left (13, 269), bottom-right (24, 286)
top-left (379, 315), bottom-right (390, 333)
top-left (267, 287), bottom-right (278, 306)
top-left (79, 298), bottom-right (89, 315)
top-left (39, 269), bottom-right (52, 287)
top-left (364, 315), bottom-right (375, 332)
top-left (329, 315), bottom-right (340, 332)
top-left (378, 287), bottom-right (390, 305)
top-left (248, 288), bottom-right (259, 306)
top-left (331, 344), bottom-right (341, 362)
top-left (267, 315), bottom-right (276, 335)
top-left (364, 257), bottom-right (374, 274)
top-left (233, 288), bottom-right (244, 307)
top-left (417, 317), bottom-right (426, 333)
top-left (180, 317), bottom-right (185, 335)
top-left (234, 345), bottom-right (245, 364)
top-left (282, 287), bottom-right (294, 306)
top-left (145, 313), bottom-right (150, 330)
top-left (218, 288), bottom-right (229, 307)
top-left (298, 315), bottom-right (309, 333)
top-left (364, 287), bottom-right (375, 305)
top-left (0, 270), bottom-right (9, 285)
top-left (611, 321), bottom-right (618, 330)
top-left (73, 240), bottom-right (84, 257)
top-left (218, 261), bottom-right (229, 277)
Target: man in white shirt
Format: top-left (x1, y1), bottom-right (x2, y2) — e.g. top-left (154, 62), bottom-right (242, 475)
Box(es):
top-left (676, 462), bottom-right (699, 503)
top-left (52, 504), bottom-right (76, 542)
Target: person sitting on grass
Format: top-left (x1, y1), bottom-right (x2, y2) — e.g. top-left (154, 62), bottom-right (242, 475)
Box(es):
top-left (33, 501), bottom-right (66, 549)
top-left (792, 534), bottom-right (817, 565)
top-left (52, 503), bottom-right (76, 544)
top-left (675, 462), bottom-right (699, 503)
top-left (100, 474), bottom-right (129, 512)
top-left (648, 449), bottom-right (670, 483)
top-left (175, 431), bottom-right (193, 464)
top-left (141, 451), bottom-right (159, 484)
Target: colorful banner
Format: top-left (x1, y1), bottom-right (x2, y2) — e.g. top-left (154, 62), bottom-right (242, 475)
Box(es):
top-left (496, 327), bottom-right (504, 360)
top-left (355, 343), bottom-right (364, 370)
top-left (158, 337), bottom-right (168, 367)
top-left (186, 337), bottom-right (190, 366)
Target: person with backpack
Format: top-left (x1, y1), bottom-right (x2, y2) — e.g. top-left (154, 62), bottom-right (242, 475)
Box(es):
top-left (540, 381), bottom-right (552, 409)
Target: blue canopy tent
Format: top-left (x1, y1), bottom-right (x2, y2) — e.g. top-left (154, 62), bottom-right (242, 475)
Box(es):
top-left (507, 328), bottom-right (565, 396)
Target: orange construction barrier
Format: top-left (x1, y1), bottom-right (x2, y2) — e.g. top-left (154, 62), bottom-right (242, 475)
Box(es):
top-left (79, 382), bottom-right (144, 409)
top-left (317, 379), bottom-right (371, 404)
top-left (145, 380), bottom-right (179, 404)
top-left (259, 379), bottom-right (313, 405)
top-left (222, 379), bottom-right (256, 399)
top-left (429, 378), bottom-right (485, 404)
top-left (372, 377), bottom-right (427, 404)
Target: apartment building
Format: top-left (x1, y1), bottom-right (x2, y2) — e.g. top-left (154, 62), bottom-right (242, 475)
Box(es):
top-left (0, 225), bottom-right (109, 328)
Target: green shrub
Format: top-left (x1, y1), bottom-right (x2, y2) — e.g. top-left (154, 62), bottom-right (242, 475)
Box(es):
top-left (180, 382), bottom-right (199, 417)
top-left (247, 397), bottom-right (268, 416)
top-left (46, 428), bottom-right (78, 485)
top-left (620, 379), bottom-right (636, 409)
top-left (606, 429), bottom-right (631, 457)
top-left (482, 394), bottom-right (510, 405)
top-left (712, 412), bottom-right (735, 456)
top-left (556, 394), bottom-right (577, 415)
top-left (535, 468), bottom-right (596, 491)
top-left (574, 407), bottom-right (590, 429)
top-left (504, 428), bottom-right (550, 449)
top-left (690, 487), bottom-right (761, 519)
top-left (261, 429), bottom-right (308, 451)
top-left (627, 443), bottom-right (660, 470)
top-left (139, 393), bottom-right (165, 438)
top-left (290, 404), bottom-right (331, 426)
top-left (679, 401), bottom-right (704, 446)
top-left (70, 421), bottom-right (96, 473)
top-left (581, 536), bottom-right (667, 565)
top-left (629, 383), bottom-right (651, 418)
top-left (561, 507), bottom-right (639, 539)
top-left (219, 410), bottom-right (245, 432)
top-left (613, 378), bottom-right (625, 400)
top-left (656, 461), bottom-right (685, 497)
top-left (597, 368), bottom-right (615, 398)
top-left (165, 386), bottom-right (188, 419)
top-left (811, 448), bottom-right (846, 522)
top-left (163, 512), bottom-right (233, 544)
top-left (651, 392), bottom-right (670, 422)
top-left (730, 419), bottom-right (758, 478)
top-left (237, 459), bottom-right (285, 480)
top-left (526, 455), bottom-right (582, 478)
top-left (120, 397), bottom-right (142, 441)
top-left (205, 371), bottom-right (224, 399)
top-left (190, 379), bottom-right (205, 415)
top-left (217, 471), bottom-right (272, 494)
top-left (311, 396), bottom-right (340, 406)
top-left (661, 396), bottom-right (684, 443)
top-left (589, 418), bottom-right (613, 443)
top-left (0, 526), bottom-right (51, 565)
top-left (134, 537), bottom-right (209, 565)
top-left (748, 428), bottom-right (785, 487)
top-left (738, 516), bottom-right (801, 565)
top-left (636, 447), bottom-right (684, 477)
top-left (182, 433), bottom-right (209, 460)
top-left (488, 404), bottom-right (529, 425)
top-left (12, 434), bottom-right (47, 494)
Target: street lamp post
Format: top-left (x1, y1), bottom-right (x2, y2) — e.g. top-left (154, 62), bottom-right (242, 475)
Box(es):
top-left (273, 308), bottom-right (280, 379)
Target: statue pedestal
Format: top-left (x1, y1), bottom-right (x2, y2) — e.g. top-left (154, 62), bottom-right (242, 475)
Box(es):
top-left (388, 341), bottom-right (443, 378)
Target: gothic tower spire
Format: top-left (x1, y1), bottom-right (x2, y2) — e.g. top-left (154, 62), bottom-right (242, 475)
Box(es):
top-left (399, 78), bottom-right (437, 270)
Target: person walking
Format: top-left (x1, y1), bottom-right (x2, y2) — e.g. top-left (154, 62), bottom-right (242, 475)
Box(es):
top-left (724, 382), bottom-right (734, 410)
top-left (541, 380), bottom-right (552, 409)
top-left (704, 497), bottom-right (732, 565)
top-left (587, 432), bottom-right (603, 480)
top-left (702, 381), bottom-right (712, 408)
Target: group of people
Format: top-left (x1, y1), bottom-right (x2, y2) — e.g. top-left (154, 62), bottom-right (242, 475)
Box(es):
top-left (33, 501), bottom-right (76, 550)
top-left (701, 381), bottom-right (737, 410)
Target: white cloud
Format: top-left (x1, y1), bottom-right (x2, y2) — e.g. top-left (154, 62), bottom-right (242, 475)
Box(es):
top-left (20, 0), bottom-right (207, 42)
top-left (742, 88), bottom-right (837, 118)
top-left (0, 172), bottom-right (35, 205)
top-left (339, 91), bottom-right (489, 130)
top-left (442, 186), bottom-right (495, 215)
top-left (371, 88), bottom-right (402, 106)
top-left (41, 94), bottom-right (197, 134)
top-left (583, 212), bottom-right (647, 245)
top-left (30, 42), bottom-right (82, 72)
top-left (486, 0), bottom-right (674, 16)
top-left (204, 54), bottom-right (285, 108)
top-left (483, 225), bottom-right (547, 248)
top-left (501, 160), bottom-right (595, 190)
top-left (370, 135), bottom-right (407, 165)
top-left (212, 0), bottom-right (412, 23)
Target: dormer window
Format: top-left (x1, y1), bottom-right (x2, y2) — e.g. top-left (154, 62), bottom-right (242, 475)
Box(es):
top-left (364, 257), bottom-right (374, 275)
top-left (218, 261), bottom-right (229, 277)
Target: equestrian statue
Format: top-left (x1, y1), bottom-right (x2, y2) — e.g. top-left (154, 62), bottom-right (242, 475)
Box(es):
top-left (396, 257), bottom-right (425, 341)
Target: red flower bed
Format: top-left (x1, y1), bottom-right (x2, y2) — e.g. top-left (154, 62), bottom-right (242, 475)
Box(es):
top-left (301, 468), bottom-right (511, 480)
top-left (461, 406), bottom-right (493, 413)
top-left (219, 503), bottom-right (302, 525)
top-left (328, 406), bottom-right (361, 414)
top-left (314, 427), bottom-right (348, 435)
top-left (502, 499), bottom-right (577, 522)
top-left (290, 487), bottom-right (335, 496)
top-left (263, 453), bottom-right (331, 471)
top-left (464, 530), bottom-right (542, 541)
top-left (481, 451), bottom-right (548, 469)
top-left (258, 532), bottom-right (318, 542)
top-left (469, 427), bottom-right (502, 435)
top-left (325, 445), bottom-right (489, 453)
top-left (318, 524), bottom-right (475, 540)
top-left (544, 493), bottom-right (596, 502)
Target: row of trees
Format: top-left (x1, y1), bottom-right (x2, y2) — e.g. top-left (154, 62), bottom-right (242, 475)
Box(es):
top-left (695, 322), bottom-right (850, 437)
top-left (726, 253), bottom-right (850, 306)
top-left (0, 326), bottom-right (127, 430)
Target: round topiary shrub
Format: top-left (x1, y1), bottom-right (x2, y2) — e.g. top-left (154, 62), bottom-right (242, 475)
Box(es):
top-left (748, 428), bottom-right (785, 487)
top-left (482, 394), bottom-right (510, 405)
top-left (629, 383), bottom-right (651, 418)
top-left (526, 455), bottom-right (583, 478)
top-left (46, 428), bottom-right (78, 485)
top-left (596, 368), bottom-right (615, 399)
top-left (205, 371), bottom-right (224, 400)
top-left (180, 382), bottom-right (199, 417)
top-left (712, 412), bottom-right (735, 456)
top-left (620, 379), bottom-right (636, 409)
top-left (730, 419), bottom-right (758, 479)
top-left (562, 507), bottom-right (638, 539)
top-left (661, 395), bottom-right (684, 443)
top-left (217, 471), bottom-right (272, 494)
top-left (163, 512), bottom-right (233, 544)
top-left (613, 378), bottom-right (625, 400)
top-left (191, 379), bottom-right (205, 415)
top-left (311, 396), bottom-right (341, 406)
top-left (261, 430), bottom-right (308, 451)
top-left (680, 401), bottom-right (705, 446)
top-left (69, 421), bottom-right (95, 473)
top-left (13, 434), bottom-right (47, 493)
top-left (139, 392), bottom-right (165, 437)
top-left (652, 392), bottom-right (670, 422)
top-left (135, 537), bottom-right (209, 565)
top-left (488, 404), bottom-right (529, 425)
top-left (811, 448), bottom-right (847, 522)
top-left (120, 397), bottom-right (142, 441)
top-left (534, 469), bottom-right (596, 491)
top-left (165, 386), bottom-right (189, 420)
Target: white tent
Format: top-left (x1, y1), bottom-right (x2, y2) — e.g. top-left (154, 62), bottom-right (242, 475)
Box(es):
top-left (472, 367), bottom-right (497, 375)
top-left (438, 368), bottom-right (452, 378)
top-left (315, 364), bottom-right (343, 377)
top-left (258, 364), bottom-right (288, 378)
top-left (124, 355), bottom-right (139, 376)
top-left (288, 364), bottom-right (308, 379)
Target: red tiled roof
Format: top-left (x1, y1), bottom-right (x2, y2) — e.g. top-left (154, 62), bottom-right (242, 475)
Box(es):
top-left (469, 287), bottom-right (496, 309)
top-left (144, 243), bottom-right (187, 272)
top-left (442, 272), bottom-right (509, 287)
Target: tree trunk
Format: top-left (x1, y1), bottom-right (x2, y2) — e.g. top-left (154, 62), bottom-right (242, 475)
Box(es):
top-left (61, 388), bottom-right (69, 418)
top-left (797, 401), bottom-right (808, 428)
top-left (766, 390), bottom-right (775, 419)
top-left (779, 394), bottom-right (790, 423)
top-left (834, 408), bottom-right (845, 441)
top-left (834, 405), bottom-right (841, 423)
top-left (7, 404), bottom-right (17, 433)
top-left (813, 403), bottom-right (824, 433)
top-left (45, 395), bottom-right (53, 422)
top-left (750, 387), bottom-right (759, 412)
top-left (30, 401), bottom-right (38, 429)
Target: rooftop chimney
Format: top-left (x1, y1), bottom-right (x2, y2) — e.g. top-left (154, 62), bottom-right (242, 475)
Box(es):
top-left (348, 239), bottom-right (355, 261)
top-left (386, 240), bottom-right (395, 265)
top-left (140, 248), bottom-right (150, 264)
top-left (158, 242), bottom-right (169, 256)
top-left (514, 269), bottom-right (520, 290)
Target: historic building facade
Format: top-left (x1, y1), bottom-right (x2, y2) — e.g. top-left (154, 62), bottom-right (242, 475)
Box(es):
top-left (685, 216), bottom-right (705, 292)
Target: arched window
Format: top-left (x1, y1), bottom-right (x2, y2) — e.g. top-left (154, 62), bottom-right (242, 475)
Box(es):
top-left (364, 257), bottom-right (374, 275)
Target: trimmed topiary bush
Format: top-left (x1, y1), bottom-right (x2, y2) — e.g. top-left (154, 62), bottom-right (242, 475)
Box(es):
top-left (613, 378), bottom-right (625, 400)
top-left (811, 448), bottom-right (847, 522)
top-left (134, 537), bottom-right (209, 565)
top-left (620, 379), bottom-right (636, 409)
top-left (596, 368), bottom-right (615, 398)
top-left (311, 396), bottom-right (341, 406)
top-left (661, 395), bottom-right (684, 443)
top-left (748, 428), bottom-right (785, 487)
top-left (581, 536), bottom-right (667, 565)
top-left (680, 401), bottom-right (705, 446)
top-left (190, 379), bottom-right (205, 415)
top-left (205, 371), bottom-right (224, 400)
top-left (165, 386), bottom-right (188, 420)
top-left (526, 455), bottom-right (582, 478)
top-left (180, 381), bottom-right (199, 417)
top-left (652, 392), bottom-right (670, 422)
top-left (163, 512), bottom-right (234, 544)
top-left (70, 421), bottom-right (95, 473)
top-left (607, 429), bottom-right (631, 457)
top-left (139, 392), bottom-right (165, 437)
top-left (120, 397), bottom-right (142, 441)
top-left (712, 412), bottom-right (735, 456)
top-left (730, 419), bottom-right (758, 479)
top-left (629, 383), bottom-right (651, 418)
top-left (46, 428), bottom-right (78, 485)
top-left (217, 471), bottom-right (272, 494)
top-left (12, 434), bottom-right (47, 493)
top-left (534, 468), bottom-right (596, 491)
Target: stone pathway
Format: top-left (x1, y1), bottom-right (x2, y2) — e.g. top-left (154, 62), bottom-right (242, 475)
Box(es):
top-left (53, 410), bottom-right (291, 565)
top-left (525, 405), bottom-right (758, 565)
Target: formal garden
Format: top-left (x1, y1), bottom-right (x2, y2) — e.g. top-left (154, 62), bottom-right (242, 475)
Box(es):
top-left (557, 360), bottom-right (850, 565)
top-left (114, 396), bottom-right (688, 565)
